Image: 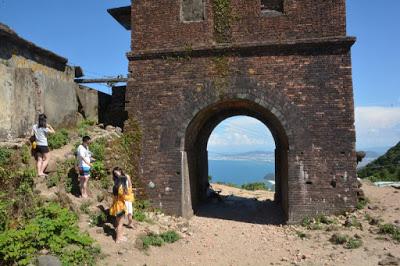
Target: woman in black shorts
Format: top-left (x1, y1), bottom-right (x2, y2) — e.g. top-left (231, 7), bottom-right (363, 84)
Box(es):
top-left (32, 114), bottom-right (55, 177)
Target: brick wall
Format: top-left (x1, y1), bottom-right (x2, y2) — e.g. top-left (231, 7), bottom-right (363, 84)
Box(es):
top-left (125, 0), bottom-right (357, 223)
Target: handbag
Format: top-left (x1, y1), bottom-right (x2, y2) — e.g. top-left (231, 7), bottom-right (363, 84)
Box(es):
top-left (29, 135), bottom-right (37, 149)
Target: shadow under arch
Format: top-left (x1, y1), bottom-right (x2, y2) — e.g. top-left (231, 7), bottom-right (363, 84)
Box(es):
top-left (183, 99), bottom-right (290, 224)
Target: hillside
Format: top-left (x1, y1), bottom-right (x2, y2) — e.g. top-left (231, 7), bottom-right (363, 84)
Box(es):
top-left (1, 124), bottom-right (399, 265)
top-left (358, 141), bottom-right (400, 182)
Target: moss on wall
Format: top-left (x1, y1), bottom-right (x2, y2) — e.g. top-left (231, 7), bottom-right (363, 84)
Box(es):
top-left (212, 0), bottom-right (233, 43)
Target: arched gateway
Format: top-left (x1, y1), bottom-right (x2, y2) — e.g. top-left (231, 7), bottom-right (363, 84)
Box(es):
top-left (110, 0), bottom-right (358, 223)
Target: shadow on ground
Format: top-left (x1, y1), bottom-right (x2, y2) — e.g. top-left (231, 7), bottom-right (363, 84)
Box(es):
top-left (195, 195), bottom-right (285, 225)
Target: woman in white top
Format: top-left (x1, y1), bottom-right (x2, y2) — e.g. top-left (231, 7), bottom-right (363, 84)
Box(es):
top-left (32, 114), bottom-right (55, 177)
top-left (76, 135), bottom-right (95, 198)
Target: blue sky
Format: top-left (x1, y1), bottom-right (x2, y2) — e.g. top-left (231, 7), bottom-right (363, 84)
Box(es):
top-left (0, 1), bottom-right (399, 151)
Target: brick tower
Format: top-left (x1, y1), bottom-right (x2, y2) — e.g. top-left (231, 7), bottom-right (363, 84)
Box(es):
top-left (109, 0), bottom-right (357, 223)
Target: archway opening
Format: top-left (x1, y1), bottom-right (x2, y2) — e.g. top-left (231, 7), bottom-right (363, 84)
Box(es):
top-left (208, 116), bottom-right (276, 191)
top-left (183, 99), bottom-right (289, 224)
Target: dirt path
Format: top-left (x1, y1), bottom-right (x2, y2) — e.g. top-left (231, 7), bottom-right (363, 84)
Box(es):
top-left (31, 130), bottom-right (399, 266)
top-left (71, 182), bottom-right (399, 266)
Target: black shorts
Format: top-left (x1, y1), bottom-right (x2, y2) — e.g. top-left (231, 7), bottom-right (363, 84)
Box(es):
top-left (35, 145), bottom-right (49, 154)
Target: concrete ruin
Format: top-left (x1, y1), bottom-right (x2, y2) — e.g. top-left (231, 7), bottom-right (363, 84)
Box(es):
top-left (0, 23), bottom-right (106, 141)
top-left (111, 0), bottom-right (358, 223)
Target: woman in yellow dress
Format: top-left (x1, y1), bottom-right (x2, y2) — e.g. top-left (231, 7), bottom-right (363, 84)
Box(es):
top-left (112, 167), bottom-right (135, 228)
top-left (110, 175), bottom-right (129, 243)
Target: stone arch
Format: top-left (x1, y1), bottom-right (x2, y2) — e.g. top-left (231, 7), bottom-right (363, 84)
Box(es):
top-left (181, 96), bottom-right (295, 221)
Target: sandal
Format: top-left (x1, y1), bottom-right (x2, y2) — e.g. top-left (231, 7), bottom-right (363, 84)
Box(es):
top-left (126, 224), bottom-right (134, 229)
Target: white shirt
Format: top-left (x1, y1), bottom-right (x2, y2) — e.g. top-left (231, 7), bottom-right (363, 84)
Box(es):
top-left (77, 144), bottom-right (92, 168)
top-left (32, 124), bottom-right (50, 146)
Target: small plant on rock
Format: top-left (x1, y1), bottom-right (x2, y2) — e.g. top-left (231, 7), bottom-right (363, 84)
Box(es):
top-left (345, 236), bottom-right (363, 249)
top-left (0, 148), bottom-right (12, 166)
top-left (139, 230), bottom-right (181, 250)
top-left (89, 212), bottom-right (107, 227)
top-left (160, 230), bottom-right (181, 243)
top-left (378, 223), bottom-right (400, 242)
top-left (20, 145), bottom-right (31, 164)
top-left (356, 197), bottom-right (369, 210)
top-left (344, 216), bottom-right (363, 230)
top-left (80, 201), bottom-right (92, 215)
top-left (296, 231), bottom-right (309, 239)
top-left (330, 233), bottom-right (349, 245)
top-left (48, 129), bottom-right (69, 150)
top-left (90, 138), bottom-right (106, 162)
top-left (91, 161), bottom-right (107, 180)
top-left (46, 173), bottom-right (60, 188)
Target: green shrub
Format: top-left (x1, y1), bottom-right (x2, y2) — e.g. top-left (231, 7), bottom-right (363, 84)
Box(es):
top-left (330, 233), bottom-right (348, 245)
top-left (241, 182), bottom-right (269, 191)
top-left (301, 217), bottom-right (312, 227)
top-left (216, 181), bottom-right (240, 188)
top-left (345, 217), bottom-right (363, 230)
top-left (0, 148), bottom-right (12, 166)
top-left (20, 145), bottom-right (31, 164)
top-left (134, 200), bottom-right (151, 210)
top-left (80, 201), bottom-right (92, 215)
top-left (296, 231), bottom-right (309, 239)
top-left (308, 223), bottom-right (323, 230)
top-left (356, 197), bottom-right (369, 210)
top-left (160, 230), bottom-right (181, 243)
top-left (77, 119), bottom-right (96, 137)
top-left (300, 216), bottom-right (325, 230)
top-left (0, 203), bottom-right (99, 265)
top-left (78, 119), bottom-right (96, 128)
top-left (91, 161), bottom-right (107, 180)
top-left (16, 168), bottom-right (36, 195)
top-left (100, 175), bottom-right (112, 190)
top-left (316, 214), bottom-right (336, 225)
top-left (141, 233), bottom-right (164, 249)
top-left (379, 223), bottom-right (400, 242)
top-left (48, 129), bottom-right (69, 150)
top-left (140, 230), bottom-right (180, 250)
top-left (345, 237), bottom-right (363, 249)
top-left (89, 212), bottom-right (107, 227)
top-left (0, 198), bottom-right (10, 232)
top-left (90, 138), bottom-right (106, 162)
top-left (46, 173), bottom-right (61, 188)
top-left (133, 210), bottom-right (146, 222)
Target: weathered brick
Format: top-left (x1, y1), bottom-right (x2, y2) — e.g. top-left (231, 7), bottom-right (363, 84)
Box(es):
top-left (125, 0), bottom-right (357, 223)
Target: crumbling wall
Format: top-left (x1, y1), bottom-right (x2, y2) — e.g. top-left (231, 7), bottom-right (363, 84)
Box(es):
top-left (98, 86), bottom-right (127, 129)
top-left (75, 85), bottom-right (100, 122)
top-left (0, 59), bottom-right (80, 139)
top-left (0, 24), bottom-right (103, 140)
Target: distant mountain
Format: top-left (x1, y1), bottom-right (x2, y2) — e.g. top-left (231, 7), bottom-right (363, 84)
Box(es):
top-left (357, 150), bottom-right (384, 168)
top-left (263, 172), bottom-right (275, 180)
top-left (208, 151), bottom-right (275, 162)
top-left (358, 142), bottom-right (400, 181)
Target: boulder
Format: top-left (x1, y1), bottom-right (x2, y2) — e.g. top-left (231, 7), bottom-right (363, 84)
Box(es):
top-left (36, 255), bottom-right (62, 266)
top-left (45, 159), bottom-right (58, 173)
top-left (105, 125), bottom-right (115, 131)
top-left (378, 255), bottom-right (400, 266)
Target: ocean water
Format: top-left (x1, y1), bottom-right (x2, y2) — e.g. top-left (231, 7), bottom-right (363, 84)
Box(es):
top-left (208, 160), bottom-right (275, 186)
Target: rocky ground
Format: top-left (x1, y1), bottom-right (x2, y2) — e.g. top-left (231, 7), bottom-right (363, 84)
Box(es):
top-left (31, 127), bottom-right (399, 266)
top-left (75, 182), bottom-right (398, 266)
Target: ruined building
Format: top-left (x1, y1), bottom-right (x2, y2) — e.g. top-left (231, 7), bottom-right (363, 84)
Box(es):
top-left (0, 23), bottom-right (103, 141)
top-left (110, 0), bottom-right (358, 223)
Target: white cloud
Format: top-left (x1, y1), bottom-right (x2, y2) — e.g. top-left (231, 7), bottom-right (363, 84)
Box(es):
top-left (207, 116), bottom-right (275, 152)
top-left (207, 108), bottom-right (400, 153)
top-left (355, 106), bottom-right (400, 149)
